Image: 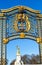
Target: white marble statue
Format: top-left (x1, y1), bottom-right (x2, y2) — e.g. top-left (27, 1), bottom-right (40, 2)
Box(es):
top-left (14, 46), bottom-right (24, 65)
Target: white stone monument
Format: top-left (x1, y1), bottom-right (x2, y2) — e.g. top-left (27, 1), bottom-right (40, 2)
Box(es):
top-left (14, 46), bottom-right (24, 65)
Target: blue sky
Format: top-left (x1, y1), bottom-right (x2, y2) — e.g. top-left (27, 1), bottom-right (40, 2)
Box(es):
top-left (0, 0), bottom-right (42, 65)
top-left (0, 0), bottom-right (42, 12)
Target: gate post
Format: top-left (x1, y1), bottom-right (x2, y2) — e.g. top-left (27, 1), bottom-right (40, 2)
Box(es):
top-left (0, 16), bottom-right (3, 65)
top-left (36, 18), bottom-right (42, 63)
top-left (2, 17), bottom-right (6, 65)
top-left (0, 14), bottom-right (7, 65)
top-left (39, 19), bottom-right (42, 63)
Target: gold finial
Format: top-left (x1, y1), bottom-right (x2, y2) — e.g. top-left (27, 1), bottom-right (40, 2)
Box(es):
top-left (36, 37), bottom-right (42, 44)
top-left (18, 6), bottom-right (24, 11)
top-left (3, 38), bottom-right (9, 44)
top-left (20, 32), bottom-right (25, 38)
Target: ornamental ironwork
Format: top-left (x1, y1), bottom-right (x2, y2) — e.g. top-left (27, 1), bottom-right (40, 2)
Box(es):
top-left (0, 6), bottom-right (42, 65)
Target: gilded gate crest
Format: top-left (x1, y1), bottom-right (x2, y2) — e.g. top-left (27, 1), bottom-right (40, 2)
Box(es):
top-left (14, 13), bottom-right (30, 32)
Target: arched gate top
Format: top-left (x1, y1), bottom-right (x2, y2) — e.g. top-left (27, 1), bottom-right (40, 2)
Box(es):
top-left (1, 6), bottom-right (40, 13)
top-left (0, 6), bottom-right (42, 18)
top-left (0, 6), bottom-right (42, 44)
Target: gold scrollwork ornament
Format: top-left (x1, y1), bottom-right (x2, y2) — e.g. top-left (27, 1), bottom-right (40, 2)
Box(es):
top-left (25, 16), bottom-right (30, 32)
